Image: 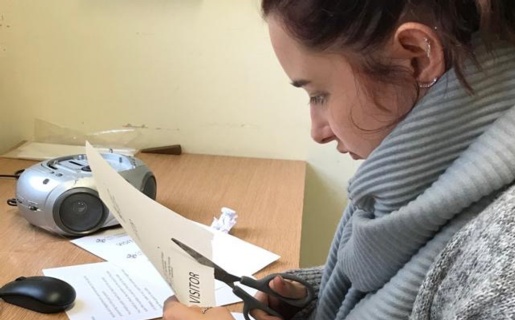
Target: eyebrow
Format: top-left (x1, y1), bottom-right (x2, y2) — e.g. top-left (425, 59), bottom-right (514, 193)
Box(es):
top-left (291, 79), bottom-right (311, 88)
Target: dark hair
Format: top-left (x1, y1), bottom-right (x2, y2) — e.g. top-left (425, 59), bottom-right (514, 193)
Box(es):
top-left (262, 0), bottom-right (515, 128)
top-left (262, 0), bottom-right (515, 83)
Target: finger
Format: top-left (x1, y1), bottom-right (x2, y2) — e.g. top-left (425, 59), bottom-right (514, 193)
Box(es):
top-left (255, 287), bottom-right (283, 310)
top-left (163, 302), bottom-right (234, 320)
top-left (254, 290), bottom-right (269, 303)
top-left (163, 301), bottom-right (200, 320)
top-left (250, 308), bottom-right (283, 320)
top-left (202, 307), bottom-right (234, 318)
top-left (255, 275), bottom-right (307, 310)
top-left (163, 295), bottom-right (179, 311)
top-left (270, 275), bottom-right (307, 299)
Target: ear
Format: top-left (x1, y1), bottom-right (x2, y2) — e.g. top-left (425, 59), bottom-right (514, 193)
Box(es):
top-left (390, 22), bottom-right (446, 88)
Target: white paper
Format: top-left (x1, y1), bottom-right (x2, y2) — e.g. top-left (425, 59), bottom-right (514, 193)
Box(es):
top-left (43, 262), bottom-right (172, 320)
top-left (109, 256), bottom-right (252, 306)
top-left (210, 228), bottom-right (280, 276)
top-left (232, 312), bottom-right (255, 320)
top-left (71, 226), bottom-right (280, 279)
top-left (70, 228), bottom-right (145, 263)
top-left (211, 207), bottom-right (238, 233)
top-left (43, 260), bottom-right (255, 320)
top-left (69, 229), bottom-right (262, 309)
top-left (86, 142), bottom-right (216, 306)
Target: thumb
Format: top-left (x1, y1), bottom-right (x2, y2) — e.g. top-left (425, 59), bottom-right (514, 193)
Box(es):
top-left (269, 275), bottom-right (307, 299)
top-left (251, 309), bottom-right (284, 320)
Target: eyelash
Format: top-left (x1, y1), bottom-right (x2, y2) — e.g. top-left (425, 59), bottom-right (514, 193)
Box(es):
top-left (309, 95), bottom-right (326, 106)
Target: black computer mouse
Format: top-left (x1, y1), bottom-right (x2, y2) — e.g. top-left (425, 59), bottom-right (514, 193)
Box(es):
top-left (0, 276), bottom-right (76, 313)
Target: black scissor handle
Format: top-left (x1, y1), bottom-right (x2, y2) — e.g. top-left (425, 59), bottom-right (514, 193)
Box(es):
top-left (233, 286), bottom-right (283, 320)
top-left (240, 273), bottom-right (315, 308)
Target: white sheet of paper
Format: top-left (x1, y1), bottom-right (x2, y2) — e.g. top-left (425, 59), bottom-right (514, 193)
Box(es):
top-left (71, 226), bottom-right (280, 278)
top-left (70, 228), bottom-right (145, 263)
top-left (43, 261), bottom-right (257, 320)
top-left (86, 142), bottom-right (216, 306)
top-left (69, 228), bottom-right (260, 297)
top-left (209, 227), bottom-right (280, 276)
top-left (43, 262), bottom-right (172, 320)
top-left (232, 313), bottom-right (255, 320)
top-left (95, 255), bottom-right (255, 306)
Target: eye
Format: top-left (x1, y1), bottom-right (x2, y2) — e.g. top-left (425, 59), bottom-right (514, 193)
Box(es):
top-left (309, 94), bottom-right (327, 106)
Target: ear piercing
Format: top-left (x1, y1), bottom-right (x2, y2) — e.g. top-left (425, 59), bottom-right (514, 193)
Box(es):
top-left (418, 77), bottom-right (438, 88)
top-left (424, 37), bottom-right (431, 58)
top-left (418, 38), bottom-right (438, 88)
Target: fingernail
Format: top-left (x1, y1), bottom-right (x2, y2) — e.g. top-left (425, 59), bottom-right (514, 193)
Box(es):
top-left (276, 275), bottom-right (285, 285)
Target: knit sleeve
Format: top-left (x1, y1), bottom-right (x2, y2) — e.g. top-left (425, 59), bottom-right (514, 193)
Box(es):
top-left (283, 266), bottom-right (323, 320)
top-left (411, 185), bottom-right (515, 320)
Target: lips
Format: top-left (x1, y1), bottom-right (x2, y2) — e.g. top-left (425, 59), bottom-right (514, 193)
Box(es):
top-left (337, 145), bottom-right (362, 160)
top-left (337, 146), bottom-right (348, 154)
top-left (349, 152), bottom-right (362, 160)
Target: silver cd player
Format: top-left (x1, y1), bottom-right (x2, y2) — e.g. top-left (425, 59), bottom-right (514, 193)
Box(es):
top-left (15, 153), bottom-right (156, 236)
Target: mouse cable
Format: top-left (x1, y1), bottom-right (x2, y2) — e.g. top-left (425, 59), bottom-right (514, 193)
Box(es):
top-left (0, 169), bottom-right (24, 206)
top-left (0, 169), bottom-right (24, 180)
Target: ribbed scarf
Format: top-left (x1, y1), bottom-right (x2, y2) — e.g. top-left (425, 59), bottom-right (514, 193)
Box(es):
top-left (314, 40), bottom-right (515, 320)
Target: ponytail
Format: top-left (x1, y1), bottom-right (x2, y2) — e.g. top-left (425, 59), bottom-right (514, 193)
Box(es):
top-left (475, 0), bottom-right (515, 42)
top-left (436, 0), bottom-right (515, 89)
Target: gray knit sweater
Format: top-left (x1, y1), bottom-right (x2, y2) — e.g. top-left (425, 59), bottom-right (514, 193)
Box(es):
top-left (288, 39), bottom-right (515, 319)
top-left (411, 183), bottom-right (515, 319)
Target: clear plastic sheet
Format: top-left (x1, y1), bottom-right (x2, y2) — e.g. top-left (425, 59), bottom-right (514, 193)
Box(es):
top-left (1, 119), bottom-right (146, 160)
top-left (34, 119), bottom-right (142, 150)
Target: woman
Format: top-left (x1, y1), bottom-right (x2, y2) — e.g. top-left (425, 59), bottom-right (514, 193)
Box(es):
top-left (164, 0), bottom-right (515, 319)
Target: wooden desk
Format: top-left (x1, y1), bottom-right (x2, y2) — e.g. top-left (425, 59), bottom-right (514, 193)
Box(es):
top-left (0, 153), bottom-right (306, 319)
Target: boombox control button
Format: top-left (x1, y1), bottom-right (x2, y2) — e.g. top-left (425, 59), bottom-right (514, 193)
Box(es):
top-left (81, 166), bottom-right (92, 172)
top-left (29, 206), bottom-right (38, 211)
top-left (43, 179), bottom-right (50, 184)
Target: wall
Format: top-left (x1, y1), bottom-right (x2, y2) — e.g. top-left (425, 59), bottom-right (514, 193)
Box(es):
top-left (0, 0), bottom-right (359, 267)
top-left (0, 6), bottom-right (32, 153)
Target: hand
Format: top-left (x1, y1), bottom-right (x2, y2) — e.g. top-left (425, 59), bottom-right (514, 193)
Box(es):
top-left (251, 275), bottom-right (308, 320)
top-left (162, 296), bottom-right (234, 320)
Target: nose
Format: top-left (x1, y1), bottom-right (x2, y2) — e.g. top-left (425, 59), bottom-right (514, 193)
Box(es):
top-left (310, 107), bottom-right (335, 144)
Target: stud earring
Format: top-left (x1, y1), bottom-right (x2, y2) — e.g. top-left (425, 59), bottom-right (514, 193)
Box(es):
top-left (418, 77), bottom-right (438, 88)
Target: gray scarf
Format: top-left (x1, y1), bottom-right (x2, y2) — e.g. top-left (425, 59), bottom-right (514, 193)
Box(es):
top-left (315, 39), bottom-right (515, 319)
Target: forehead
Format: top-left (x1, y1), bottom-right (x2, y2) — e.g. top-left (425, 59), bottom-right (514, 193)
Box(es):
top-left (268, 17), bottom-right (312, 76)
top-left (267, 16), bottom-right (351, 85)
top-left (268, 17), bottom-right (302, 59)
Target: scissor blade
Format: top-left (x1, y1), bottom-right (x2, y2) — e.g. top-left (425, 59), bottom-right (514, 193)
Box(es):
top-left (171, 238), bottom-right (241, 284)
top-left (172, 238), bottom-right (217, 268)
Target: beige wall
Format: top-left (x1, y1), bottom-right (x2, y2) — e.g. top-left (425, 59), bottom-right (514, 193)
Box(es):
top-left (0, 0), bottom-right (359, 267)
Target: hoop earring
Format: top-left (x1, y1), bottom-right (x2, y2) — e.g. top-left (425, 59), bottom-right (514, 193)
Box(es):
top-left (418, 77), bottom-right (438, 88)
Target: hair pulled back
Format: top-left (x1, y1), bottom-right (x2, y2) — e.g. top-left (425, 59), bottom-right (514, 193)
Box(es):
top-left (262, 0), bottom-right (515, 88)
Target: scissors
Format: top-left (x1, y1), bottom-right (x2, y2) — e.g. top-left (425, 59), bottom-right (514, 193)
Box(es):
top-left (172, 238), bottom-right (315, 320)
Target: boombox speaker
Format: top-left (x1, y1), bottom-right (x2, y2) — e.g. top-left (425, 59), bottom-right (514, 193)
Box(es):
top-left (15, 153), bottom-right (156, 237)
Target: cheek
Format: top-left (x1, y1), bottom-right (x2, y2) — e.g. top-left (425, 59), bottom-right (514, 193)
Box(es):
top-left (321, 71), bottom-right (415, 158)
top-left (324, 75), bottom-right (366, 133)
top-left (333, 89), bottom-right (399, 133)
top-left (326, 93), bottom-right (394, 158)
top-left (325, 92), bottom-right (362, 136)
